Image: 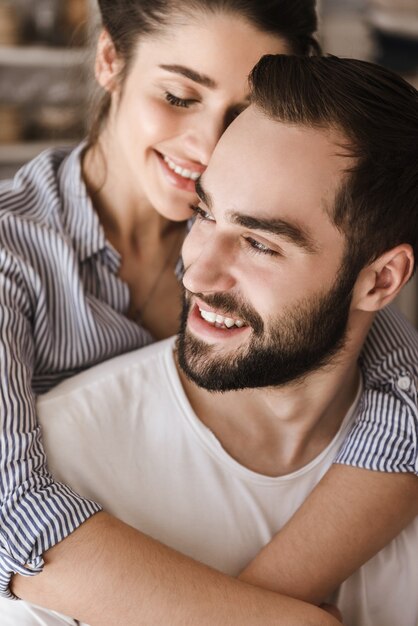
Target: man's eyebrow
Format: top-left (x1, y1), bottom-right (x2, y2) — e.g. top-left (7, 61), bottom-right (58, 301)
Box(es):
top-left (195, 178), bottom-right (213, 209)
top-left (230, 213), bottom-right (318, 254)
top-left (195, 179), bottom-right (317, 253)
top-left (159, 64), bottom-right (217, 89)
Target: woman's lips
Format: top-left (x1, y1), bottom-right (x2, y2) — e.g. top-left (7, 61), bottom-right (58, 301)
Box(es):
top-left (155, 151), bottom-right (204, 193)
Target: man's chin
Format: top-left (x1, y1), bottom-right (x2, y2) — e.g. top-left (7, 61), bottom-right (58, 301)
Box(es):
top-left (176, 331), bottom-right (239, 393)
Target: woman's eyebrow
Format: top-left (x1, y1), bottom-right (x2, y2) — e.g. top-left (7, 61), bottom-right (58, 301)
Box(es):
top-left (159, 64), bottom-right (217, 88)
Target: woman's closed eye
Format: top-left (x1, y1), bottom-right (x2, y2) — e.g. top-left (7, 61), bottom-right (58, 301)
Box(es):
top-left (165, 91), bottom-right (198, 108)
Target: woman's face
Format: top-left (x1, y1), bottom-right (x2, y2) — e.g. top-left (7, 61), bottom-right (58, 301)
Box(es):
top-left (97, 11), bottom-right (288, 221)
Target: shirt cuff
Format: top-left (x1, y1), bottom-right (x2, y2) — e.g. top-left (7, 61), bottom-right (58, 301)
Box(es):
top-left (0, 482), bottom-right (102, 599)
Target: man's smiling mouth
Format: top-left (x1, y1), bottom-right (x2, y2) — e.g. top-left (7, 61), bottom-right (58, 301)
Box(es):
top-left (199, 306), bottom-right (246, 329)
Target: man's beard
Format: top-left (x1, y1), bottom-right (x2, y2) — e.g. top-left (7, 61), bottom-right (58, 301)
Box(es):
top-left (176, 258), bottom-right (357, 392)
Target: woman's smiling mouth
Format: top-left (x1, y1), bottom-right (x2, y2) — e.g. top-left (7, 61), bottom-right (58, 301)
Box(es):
top-left (156, 151), bottom-right (204, 193)
top-left (163, 155), bottom-right (201, 181)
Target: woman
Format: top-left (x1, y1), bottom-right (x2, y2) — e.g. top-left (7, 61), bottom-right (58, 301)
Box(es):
top-left (1, 0), bottom-right (417, 624)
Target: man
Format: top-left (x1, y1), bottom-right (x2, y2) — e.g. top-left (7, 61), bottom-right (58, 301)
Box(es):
top-left (8, 55), bottom-right (418, 625)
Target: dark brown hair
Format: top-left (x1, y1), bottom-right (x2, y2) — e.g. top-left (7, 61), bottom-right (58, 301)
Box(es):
top-left (88, 0), bottom-right (320, 144)
top-left (250, 54), bottom-right (418, 273)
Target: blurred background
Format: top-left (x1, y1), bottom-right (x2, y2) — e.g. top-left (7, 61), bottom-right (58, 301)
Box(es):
top-left (0, 0), bottom-right (417, 324)
top-left (0, 0), bottom-right (91, 176)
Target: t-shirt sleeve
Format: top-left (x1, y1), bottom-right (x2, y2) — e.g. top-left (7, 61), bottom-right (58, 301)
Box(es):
top-left (335, 306), bottom-right (418, 475)
top-left (0, 250), bottom-right (102, 599)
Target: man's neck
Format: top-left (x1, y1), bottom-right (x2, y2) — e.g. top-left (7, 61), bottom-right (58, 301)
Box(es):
top-left (176, 330), bottom-right (367, 477)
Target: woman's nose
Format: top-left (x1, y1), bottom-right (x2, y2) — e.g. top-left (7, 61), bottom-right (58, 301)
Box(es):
top-left (183, 111), bottom-right (227, 166)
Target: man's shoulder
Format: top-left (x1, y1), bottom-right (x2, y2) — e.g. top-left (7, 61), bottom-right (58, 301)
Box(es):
top-left (38, 337), bottom-right (177, 407)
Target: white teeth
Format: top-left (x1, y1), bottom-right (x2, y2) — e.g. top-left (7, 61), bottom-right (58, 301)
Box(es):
top-left (200, 309), bottom-right (217, 323)
top-left (199, 308), bottom-right (245, 329)
top-left (163, 155), bottom-right (201, 181)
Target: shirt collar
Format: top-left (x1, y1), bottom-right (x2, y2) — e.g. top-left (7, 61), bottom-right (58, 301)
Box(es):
top-left (57, 142), bottom-right (111, 263)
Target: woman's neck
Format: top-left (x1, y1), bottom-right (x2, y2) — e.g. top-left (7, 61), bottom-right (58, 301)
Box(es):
top-left (82, 137), bottom-right (186, 340)
top-left (82, 137), bottom-right (175, 253)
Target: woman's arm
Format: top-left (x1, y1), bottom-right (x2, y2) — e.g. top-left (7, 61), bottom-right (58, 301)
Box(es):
top-left (0, 249), bottom-right (102, 597)
top-left (240, 465), bottom-right (418, 604)
top-left (12, 511), bottom-right (341, 626)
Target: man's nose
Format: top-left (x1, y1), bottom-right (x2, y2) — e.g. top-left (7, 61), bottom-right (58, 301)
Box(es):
top-left (182, 236), bottom-right (236, 296)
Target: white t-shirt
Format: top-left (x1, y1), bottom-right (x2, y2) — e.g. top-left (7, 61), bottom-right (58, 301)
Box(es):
top-left (3, 337), bottom-right (417, 625)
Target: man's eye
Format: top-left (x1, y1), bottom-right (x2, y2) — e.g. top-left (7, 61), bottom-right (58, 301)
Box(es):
top-left (190, 204), bottom-right (215, 222)
top-left (246, 237), bottom-right (278, 257)
top-left (165, 92), bottom-right (196, 108)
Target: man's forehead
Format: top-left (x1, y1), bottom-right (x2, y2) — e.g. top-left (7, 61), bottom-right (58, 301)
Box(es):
top-left (217, 105), bottom-right (348, 159)
top-left (204, 107), bottom-right (351, 221)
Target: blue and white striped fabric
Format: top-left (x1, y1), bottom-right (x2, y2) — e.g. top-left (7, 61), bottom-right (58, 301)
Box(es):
top-left (0, 144), bottom-right (417, 601)
top-left (0, 145), bottom-right (152, 598)
top-left (336, 306), bottom-right (418, 473)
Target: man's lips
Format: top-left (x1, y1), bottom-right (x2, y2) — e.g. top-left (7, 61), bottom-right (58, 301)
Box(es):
top-left (193, 297), bottom-right (246, 329)
top-left (186, 301), bottom-right (250, 342)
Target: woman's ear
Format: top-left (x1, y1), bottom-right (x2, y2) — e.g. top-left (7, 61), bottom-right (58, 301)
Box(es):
top-left (95, 29), bottom-right (123, 93)
top-left (352, 244), bottom-right (414, 312)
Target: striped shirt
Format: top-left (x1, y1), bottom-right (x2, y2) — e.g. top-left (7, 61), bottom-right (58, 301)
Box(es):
top-left (0, 145), bottom-right (417, 599)
top-left (337, 306), bottom-right (418, 473)
top-left (0, 144), bottom-right (152, 598)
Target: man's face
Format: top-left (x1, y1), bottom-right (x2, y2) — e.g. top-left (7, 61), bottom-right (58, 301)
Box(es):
top-left (178, 106), bottom-right (357, 391)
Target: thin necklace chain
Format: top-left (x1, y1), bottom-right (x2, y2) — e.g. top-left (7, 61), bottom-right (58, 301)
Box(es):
top-left (135, 227), bottom-right (184, 324)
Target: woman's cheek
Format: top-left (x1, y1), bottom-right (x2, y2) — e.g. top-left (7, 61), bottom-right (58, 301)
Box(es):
top-left (138, 97), bottom-right (183, 138)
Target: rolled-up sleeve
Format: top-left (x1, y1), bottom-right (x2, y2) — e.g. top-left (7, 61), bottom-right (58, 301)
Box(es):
top-left (0, 250), bottom-right (102, 599)
top-left (335, 306), bottom-right (418, 476)
top-left (335, 383), bottom-right (417, 474)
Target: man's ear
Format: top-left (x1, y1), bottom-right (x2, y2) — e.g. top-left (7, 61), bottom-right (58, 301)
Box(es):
top-left (95, 30), bottom-right (123, 93)
top-left (352, 244), bottom-right (414, 312)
